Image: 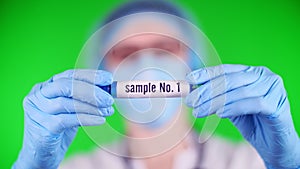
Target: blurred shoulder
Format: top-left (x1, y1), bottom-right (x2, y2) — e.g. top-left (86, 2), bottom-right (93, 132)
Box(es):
top-left (59, 141), bottom-right (126, 169)
top-left (200, 135), bottom-right (266, 169)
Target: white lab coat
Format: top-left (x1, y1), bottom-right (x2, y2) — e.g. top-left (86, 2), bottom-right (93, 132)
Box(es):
top-left (59, 135), bottom-right (266, 169)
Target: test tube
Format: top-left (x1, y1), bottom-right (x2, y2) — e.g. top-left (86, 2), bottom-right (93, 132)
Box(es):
top-left (98, 80), bottom-right (194, 98)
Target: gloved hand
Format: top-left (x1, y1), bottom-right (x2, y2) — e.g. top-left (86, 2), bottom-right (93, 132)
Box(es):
top-left (185, 64), bottom-right (300, 169)
top-left (12, 69), bottom-right (114, 169)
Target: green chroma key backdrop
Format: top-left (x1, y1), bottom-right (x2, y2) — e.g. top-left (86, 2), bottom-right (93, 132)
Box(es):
top-left (1, 0), bottom-right (299, 168)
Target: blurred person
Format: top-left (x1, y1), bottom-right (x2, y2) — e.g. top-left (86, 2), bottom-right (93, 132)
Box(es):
top-left (13, 1), bottom-right (300, 169)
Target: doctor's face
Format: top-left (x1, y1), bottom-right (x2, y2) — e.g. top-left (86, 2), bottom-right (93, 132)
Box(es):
top-left (104, 16), bottom-right (188, 71)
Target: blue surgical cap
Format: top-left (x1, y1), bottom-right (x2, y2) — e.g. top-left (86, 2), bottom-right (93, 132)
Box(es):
top-left (103, 0), bottom-right (187, 25)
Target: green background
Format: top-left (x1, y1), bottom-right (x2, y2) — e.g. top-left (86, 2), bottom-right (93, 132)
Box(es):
top-left (1, 0), bottom-right (299, 168)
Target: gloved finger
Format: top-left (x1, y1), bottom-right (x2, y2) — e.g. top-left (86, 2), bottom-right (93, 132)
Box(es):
top-left (190, 75), bottom-right (278, 118)
top-left (28, 83), bottom-right (42, 95)
top-left (46, 114), bottom-right (106, 134)
top-left (186, 64), bottom-right (250, 85)
top-left (216, 97), bottom-right (278, 118)
top-left (191, 94), bottom-right (225, 118)
top-left (26, 84), bottom-right (114, 116)
top-left (49, 69), bottom-right (113, 86)
top-left (228, 115), bottom-right (253, 139)
top-left (24, 103), bottom-right (108, 134)
top-left (216, 77), bottom-right (287, 118)
top-left (186, 71), bottom-right (260, 107)
top-left (40, 78), bottom-right (114, 107)
top-left (33, 94), bottom-right (114, 116)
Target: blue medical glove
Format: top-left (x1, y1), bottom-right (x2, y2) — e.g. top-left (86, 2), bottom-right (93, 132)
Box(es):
top-left (12, 69), bottom-right (114, 169)
top-left (186, 64), bottom-right (300, 169)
